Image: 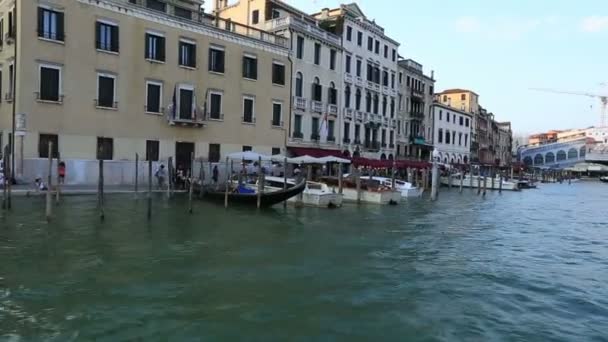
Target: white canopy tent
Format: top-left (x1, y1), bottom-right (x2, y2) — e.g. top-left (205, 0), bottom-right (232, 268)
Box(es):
top-left (227, 151), bottom-right (272, 161)
top-left (317, 156), bottom-right (351, 164)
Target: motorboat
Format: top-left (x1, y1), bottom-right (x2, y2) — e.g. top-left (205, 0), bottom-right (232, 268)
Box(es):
top-left (351, 176), bottom-right (423, 198)
top-left (440, 173), bottom-right (520, 191)
top-left (600, 176), bottom-right (608, 183)
top-left (265, 176), bottom-right (343, 208)
top-left (322, 176), bottom-right (401, 205)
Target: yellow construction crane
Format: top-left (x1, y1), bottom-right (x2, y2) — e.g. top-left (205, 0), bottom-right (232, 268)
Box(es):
top-left (530, 88), bottom-right (607, 128)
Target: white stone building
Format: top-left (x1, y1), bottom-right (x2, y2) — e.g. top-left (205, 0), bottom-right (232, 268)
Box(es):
top-left (314, 3), bottom-right (399, 160)
top-left (433, 103), bottom-right (473, 164)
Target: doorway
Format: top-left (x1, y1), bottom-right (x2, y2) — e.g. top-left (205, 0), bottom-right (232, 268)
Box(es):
top-left (175, 142), bottom-right (195, 174)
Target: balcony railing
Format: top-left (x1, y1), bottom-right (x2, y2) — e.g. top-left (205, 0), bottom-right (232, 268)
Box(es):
top-left (345, 73), bottom-right (353, 83)
top-left (344, 108), bottom-right (354, 120)
top-left (293, 96), bottom-right (306, 111)
top-left (311, 133), bottom-right (320, 141)
top-left (356, 111), bottom-right (363, 121)
top-left (409, 111), bottom-right (425, 119)
top-left (411, 89), bottom-right (424, 99)
top-left (266, 16), bottom-right (340, 46)
top-left (364, 141), bottom-right (380, 151)
top-left (327, 136), bottom-right (336, 143)
top-left (293, 131), bottom-right (304, 139)
top-left (328, 104), bottom-right (338, 117)
top-left (355, 77), bottom-right (364, 87)
top-left (311, 100), bottom-right (324, 113)
top-left (166, 106), bottom-right (206, 127)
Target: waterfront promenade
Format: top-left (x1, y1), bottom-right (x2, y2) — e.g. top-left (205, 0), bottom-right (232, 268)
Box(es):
top-left (1, 181), bottom-right (606, 340)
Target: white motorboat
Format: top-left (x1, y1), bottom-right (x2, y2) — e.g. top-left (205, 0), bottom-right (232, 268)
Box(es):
top-left (440, 174), bottom-right (520, 191)
top-left (265, 176), bottom-right (343, 207)
top-left (326, 175), bottom-right (401, 204)
top-left (359, 176), bottom-right (423, 198)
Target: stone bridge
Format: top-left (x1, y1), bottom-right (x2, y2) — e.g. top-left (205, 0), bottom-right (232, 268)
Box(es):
top-left (518, 138), bottom-right (588, 169)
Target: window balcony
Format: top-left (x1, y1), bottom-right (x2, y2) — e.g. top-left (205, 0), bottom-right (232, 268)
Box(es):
top-left (381, 142), bottom-right (387, 148)
top-left (271, 120), bottom-right (284, 128)
top-left (311, 133), bottom-right (320, 141)
top-left (409, 111), bottom-right (425, 120)
top-left (344, 108), bottom-right (354, 120)
top-left (345, 73), bottom-right (353, 83)
top-left (356, 111), bottom-right (363, 122)
top-left (355, 76), bottom-right (364, 87)
top-left (382, 86), bottom-right (390, 96)
top-left (389, 143), bottom-right (395, 149)
top-left (311, 100), bottom-right (324, 113)
top-left (293, 96), bottom-right (306, 111)
top-left (165, 106), bottom-right (206, 127)
top-left (411, 89), bottom-right (424, 100)
top-left (293, 131), bottom-right (304, 139)
top-left (373, 83), bottom-right (381, 92)
top-left (265, 16), bottom-right (341, 46)
top-left (328, 104), bottom-right (338, 117)
top-left (343, 137), bottom-right (351, 144)
top-left (364, 141), bottom-right (380, 151)
top-left (327, 136), bottom-right (336, 143)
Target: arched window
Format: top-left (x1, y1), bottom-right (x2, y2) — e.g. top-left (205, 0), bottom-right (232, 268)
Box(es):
top-left (580, 146), bottom-right (586, 157)
top-left (523, 156), bottom-right (533, 166)
top-left (390, 98), bottom-right (395, 118)
top-left (557, 150), bottom-right (567, 161)
top-left (328, 82), bottom-right (337, 105)
top-left (373, 94), bottom-right (379, 114)
top-left (365, 91), bottom-right (372, 112)
top-left (438, 128), bottom-right (443, 143)
top-left (312, 77), bottom-right (322, 102)
top-left (355, 88), bottom-right (362, 110)
top-left (295, 72), bottom-right (303, 97)
top-left (568, 148), bottom-right (578, 159)
top-left (344, 86), bottom-right (351, 108)
top-left (382, 96), bottom-right (387, 116)
top-left (534, 154), bottom-right (544, 165)
top-left (545, 152), bottom-right (555, 164)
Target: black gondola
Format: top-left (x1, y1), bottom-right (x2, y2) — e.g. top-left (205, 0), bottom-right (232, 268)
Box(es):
top-left (199, 179), bottom-right (306, 207)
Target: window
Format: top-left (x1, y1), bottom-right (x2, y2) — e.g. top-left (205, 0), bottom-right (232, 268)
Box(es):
top-left (390, 131), bottom-right (394, 145)
top-left (356, 59), bottom-right (362, 77)
top-left (145, 81), bottom-right (162, 113)
top-left (443, 95), bottom-right (447, 102)
top-left (242, 55), bottom-right (257, 80)
top-left (8, 64), bottom-right (13, 99)
top-left (272, 9), bottom-right (280, 19)
top-left (242, 146), bottom-right (252, 152)
top-left (328, 120), bottom-right (335, 139)
top-left (407, 76), bottom-right (411, 87)
top-left (354, 124), bottom-right (361, 141)
top-left (398, 94), bottom-right (402, 111)
top-left (381, 129), bottom-right (386, 145)
top-left (208, 143), bottom-right (220, 163)
top-left (252, 10), bottom-right (259, 24)
top-left (365, 91), bottom-right (371, 112)
top-left (272, 62), bottom-right (285, 85)
top-left (355, 89), bottom-right (361, 110)
top-left (367, 37), bottom-right (373, 51)
top-left (345, 55), bottom-right (351, 73)
top-left (272, 147), bottom-right (281, 156)
top-left (312, 78), bottom-right (322, 102)
top-left (294, 114), bottom-right (302, 135)
top-left (459, 116), bottom-right (464, 126)
top-left (445, 130), bottom-right (450, 144)
top-left (374, 67), bottom-right (381, 84)
top-left (38, 134), bottom-right (59, 158)
top-left (97, 73), bottom-right (116, 108)
top-left (242, 96), bottom-right (254, 123)
top-left (343, 122), bottom-right (351, 142)
top-left (384, 45), bottom-right (388, 58)
top-left (346, 26), bottom-right (352, 41)
top-left (295, 72), bottom-right (303, 97)
top-left (446, 112), bottom-right (450, 122)
top-left (383, 71), bottom-right (389, 87)
top-left (209, 46), bottom-right (225, 73)
top-left (179, 40), bottom-right (196, 68)
top-left (452, 131), bottom-right (456, 144)
top-left (174, 6), bottom-right (191, 19)
top-left (344, 86), bottom-right (351, 108)
top-left (39, 65), bottom-right (61, 102)
top-left (37, 7), bottom-right (64, 41)
top-left (373, 94), bottom-right (379, 114)
top-left (439, 110), bottom-right (442, 121)
top-left (382, 96), bottom-right (387, 116)
top-left (438, 129), bottom-right (443, 143)
top-left (397, 120), bottom-right (401, 134)
top-left (366, 63), bottom-right (373, 82)
top-left (296, 36), bottom-right (304, 59)
top-left (145, 33), bottom-right (165, 61)
top-left (330, 50), bottom-right (336, 70)
top-left (96, 21), bottom-right (119, 52)
top-left (97, 137), bottom-right (113, 160)
top-left (391, 74), bottom-right (395, 89)
top-left (272, 102), bottom-right (282, 127)
top-left (311, 117), bottom-right (319, 139)
top-left (390, 98), bottom-right (395, 118)
top-left (357, 31), bottom-right (363, 46)
top-left (375, 40), bottom-right (380, 54)
top-left (146, 140), bottom-right (159, 161)
top-left (459, 133), bottom-right (463, 146)
top-left (461, 94), bottom-right (466, 101)
top-left (178, 87), bottom-right (194, 120)
top-left (328, 83), bottom-right (337, 105)
top-left (429, 86), bottom-right (434, 95)
top-left (209, 92), bottom-right (222, 120)
top-left (314, 43), bottom-right (321, 65)
top-left (7, 10), bottom-right (13, 39)
top-left (465, 134), bottom-right (468, 147)
top-left (465, 118), bottom-right (470, 127)
top-left (392, 49), bottom-right (396, 62)
top-left (147, 0), bottom-right (166, 12)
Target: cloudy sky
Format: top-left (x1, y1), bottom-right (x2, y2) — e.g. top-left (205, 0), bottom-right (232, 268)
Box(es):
top-left (206, 0), bottom-right (607, 135)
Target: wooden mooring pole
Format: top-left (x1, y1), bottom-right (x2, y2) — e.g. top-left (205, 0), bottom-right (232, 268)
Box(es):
top-left (224, 157), bottom-right (229, 209)
top-left (98, 158), bottom-right (105, 221)
top-left (46, 142), bottom-right (53, 222)
top-left (135, 153), bottom-right (139, 199)
top-left (477, 167), bottom-right (482, 195)
top-left (459, 169), bottom-right (463, 193)
top-left (482, 174), bottom-right (487, 198)
top-left (499, 171), bottom-right (503, 193)
top-left (2, 145), bottom-right (7, 210)
top-left (256, 156), bottom-right (263, 209)
top-left (188, 152), bottom-right (194, 214)
top-left (355, 168), bottom-right (362, 204)
top-left (147, 158), bottom-right (152, 220)
top-left (338, 162), bottom-right (344, 195)
top-left (55, 153), bottom-right (61, 204)
top-left (283, 157), bottom-right (288, 209)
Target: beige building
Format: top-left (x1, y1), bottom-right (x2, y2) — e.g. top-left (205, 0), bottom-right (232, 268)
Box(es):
top-left (0, 0), bottom-right (290, 183)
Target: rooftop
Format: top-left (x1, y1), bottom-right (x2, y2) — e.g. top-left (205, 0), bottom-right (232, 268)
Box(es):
top-left (437, 88), bottom-right (479, 96)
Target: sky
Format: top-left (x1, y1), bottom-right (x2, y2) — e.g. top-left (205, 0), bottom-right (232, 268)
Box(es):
top-left (206, 0), bottom-right (607, 135)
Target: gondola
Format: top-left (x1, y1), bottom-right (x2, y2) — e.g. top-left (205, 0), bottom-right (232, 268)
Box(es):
top-left (600, 176), bottom-right (608, 183)
top-left (199, 179), bottom-right (307, 207)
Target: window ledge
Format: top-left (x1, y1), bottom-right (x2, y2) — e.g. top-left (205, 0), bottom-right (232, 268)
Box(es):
top-left (38, 37), bottom-right (65, 45)
top-left (209, 70), bottom-right (225, 76)
top-left (208, 118), bottom-right (224, 122)
top-left (178, 65), bottom-right (196, 70)
top-left (272, 83), bottom-right (286, 87)
top-left (243, 77), bottom-right (257, 82)
top-left (242, 121), bottom-right (256, 126)
top-left (36, 99), bottom-right (63, 105)
top-left (145, 111), bottom-right (163, 116)
top-left (146, 58), bottom-right (165, 64)
top-left (271, 125), bottom-right (285, 130)
top-left (96, 49), bottom-right (119, 55)
top-left (96, 106), bottom-right (118, 111)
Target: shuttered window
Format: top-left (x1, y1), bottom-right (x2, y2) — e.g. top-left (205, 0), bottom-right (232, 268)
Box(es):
top-left (96, 22), bottom-right (119, 52)
top-left (146, 82), bottom-right (162, 113)
top-left (37, 7), bottom-right (64, 41)
top-left (242, 56), bottom-right (257, 79)
top-left (39, 66), bottom-right (60, 102)
top-left (179, 41), bottom-right (196, 67)
top-left (145, 33), bottom-right (165, 61)
top-left (178, 88), bottom-right (193, 120)
top-left (97, 75), bottom-right (116, 108)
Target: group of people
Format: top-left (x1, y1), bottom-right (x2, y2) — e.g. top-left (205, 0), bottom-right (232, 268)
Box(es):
top-left (154, 164), bottom-right (195, 190)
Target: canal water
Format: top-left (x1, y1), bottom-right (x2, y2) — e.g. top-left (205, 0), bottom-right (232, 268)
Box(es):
top-left (1, 182), bottom-right (607, 341)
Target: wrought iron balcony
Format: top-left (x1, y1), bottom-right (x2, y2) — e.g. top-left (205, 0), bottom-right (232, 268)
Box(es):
top-left (409, 111), bottom-right (425, 119)
top-left (166, 106), bottom-right (206, 127)
top-left (355, 76), bottom-right (364, 87)
top-left (293, 131), bottom-right (304, 139)
top-left (411, 89), bottom-right (424, 99)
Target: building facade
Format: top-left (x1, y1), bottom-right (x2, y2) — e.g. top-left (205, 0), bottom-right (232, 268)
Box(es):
top-left (496, 122), bottom-right (513, 166)
top-left (397, 59), bottom-right (435, 161)
top-left (215, 0), bottom-right (344, 156)
top-left (432, 103), bottom-right (472, 164)
top-left (1, 0), bottom-right (291, 182)
top-left (314, 3), bottom-right (400, 160)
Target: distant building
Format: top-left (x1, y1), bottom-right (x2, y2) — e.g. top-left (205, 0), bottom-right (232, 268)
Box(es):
top-left (432, 103), bottom-right (472, 164)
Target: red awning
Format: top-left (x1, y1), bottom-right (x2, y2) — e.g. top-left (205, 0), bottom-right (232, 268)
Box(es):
top-left (288, 147), bottom-right (347, 158)
top-left (352, 157), bottom-right (431, 169)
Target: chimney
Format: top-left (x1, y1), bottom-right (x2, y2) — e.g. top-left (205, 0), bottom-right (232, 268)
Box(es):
top-left (321, 8), bottom-right (329, 18)
top-left (431, 70), bottom-right (434, 80)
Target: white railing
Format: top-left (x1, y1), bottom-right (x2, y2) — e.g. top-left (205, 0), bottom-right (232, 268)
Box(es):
top-left (328, 104), bottom-right (338, 117)
top-left (311, 100), bottom-right (324, 113)
top-left (345, 73), bottom-right (353, 83)
top-left (293, 96), bottom-right (306, 111)
top-left (355, 77), bottom-right (364, 87)
top-left (266, 16), bottom-right (341, 46)
top-left (344, 108), bottom-right (354, 120)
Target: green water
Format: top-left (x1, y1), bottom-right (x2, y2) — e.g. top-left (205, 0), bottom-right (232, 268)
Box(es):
top-left (1, 183), bottom-right (607, 341)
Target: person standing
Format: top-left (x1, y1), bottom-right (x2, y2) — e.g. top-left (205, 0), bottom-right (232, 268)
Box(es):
top-left (58, 161), bottom-right (66, 184)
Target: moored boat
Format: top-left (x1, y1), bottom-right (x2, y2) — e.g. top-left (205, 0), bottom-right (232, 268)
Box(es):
top-left (322, 176), bottom-right (401, 204)
top-left (265, 176), bottom-right (343, 208)
top-left (440, 174), bottom-right (520, 191)
top-left (600, 176), bottom-right (608, 183)
top-left (200, 178), bottom-right (306, 207)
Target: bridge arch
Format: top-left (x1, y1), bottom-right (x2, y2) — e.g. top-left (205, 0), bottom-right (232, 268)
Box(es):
top-left (568, 148), bottom-right (578, 159)
top-left (534, 154), bottom-right (544, 165)
top-left (545, 152), bottom-right (555, 164)
top-left (556, 150), bottom-right (567, 161)
top-left (523, 156), bottom-right (533, 166)
top-left (579, 146), bottom-right (586, 158)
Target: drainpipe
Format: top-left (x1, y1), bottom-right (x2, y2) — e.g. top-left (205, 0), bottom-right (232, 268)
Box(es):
top-left (286, 29), bottom-right (294, 155)
top-left (11, 3), bottom-right (18, 181)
